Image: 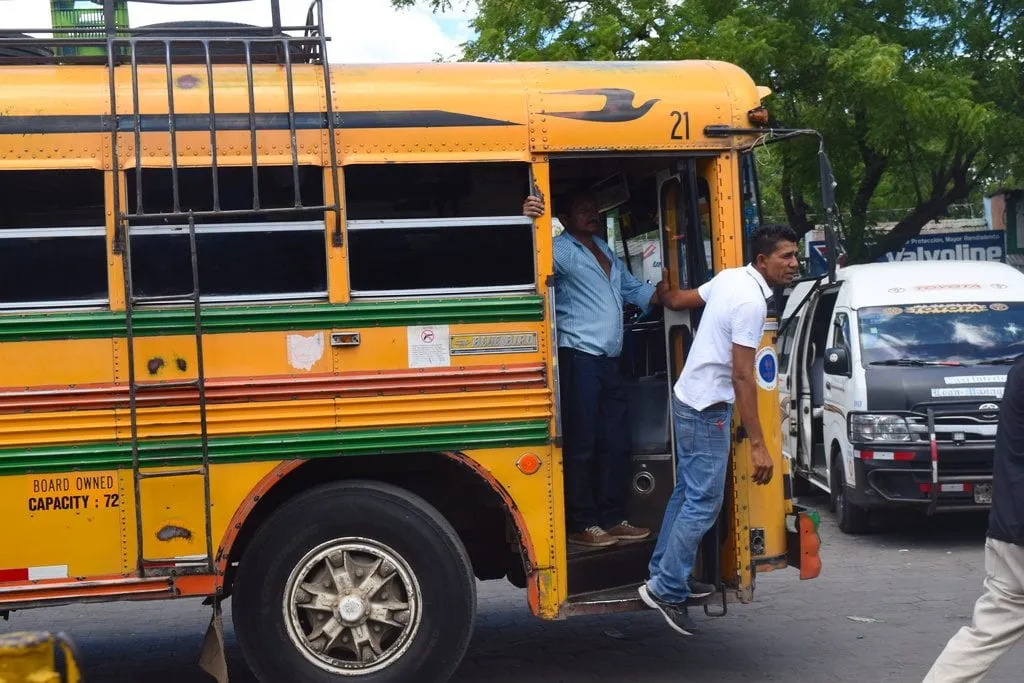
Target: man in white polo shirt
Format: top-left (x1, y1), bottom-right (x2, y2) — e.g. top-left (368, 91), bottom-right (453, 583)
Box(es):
top-left (638, 224), bottom-right (800, 636)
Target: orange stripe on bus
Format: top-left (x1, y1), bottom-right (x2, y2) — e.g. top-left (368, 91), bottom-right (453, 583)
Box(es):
top-left (0, 363), bottom-right (547, 414)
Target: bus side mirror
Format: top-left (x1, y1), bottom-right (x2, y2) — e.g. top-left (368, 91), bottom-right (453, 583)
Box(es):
top-left (824, 347), bottom-right (851, 376)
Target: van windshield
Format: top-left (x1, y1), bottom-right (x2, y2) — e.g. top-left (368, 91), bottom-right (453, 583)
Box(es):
top-left (858, 302), bottom-right (1024, 366)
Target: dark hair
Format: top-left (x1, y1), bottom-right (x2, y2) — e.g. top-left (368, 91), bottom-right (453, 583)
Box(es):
top-left (553, 186), bottom-right (596, 217)
top-left (749, 223), bottom-right (798, 261)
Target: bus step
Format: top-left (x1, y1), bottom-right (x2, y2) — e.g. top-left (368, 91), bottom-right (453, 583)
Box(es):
top-left (132, 379), bottom-right (201, 391)
top-left (131, 293), bottom-right (198, 306)
top-left (137, 467), bottom-right (207, 480)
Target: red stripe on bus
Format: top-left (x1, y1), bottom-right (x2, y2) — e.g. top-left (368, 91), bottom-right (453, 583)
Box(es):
top-left (0, 568), bottom-right (29, 582)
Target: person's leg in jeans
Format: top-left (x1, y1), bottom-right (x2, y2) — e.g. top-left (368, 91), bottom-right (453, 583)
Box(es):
top-left (647, 397), bottom-right (691, 577)
top-left (558, 348), bottom-right (603, 536)
top-left (646, 398), bottom-right (732, 604)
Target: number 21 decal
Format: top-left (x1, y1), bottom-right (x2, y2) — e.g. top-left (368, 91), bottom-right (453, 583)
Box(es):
top-left (670, 111), bottom-right (690, 140)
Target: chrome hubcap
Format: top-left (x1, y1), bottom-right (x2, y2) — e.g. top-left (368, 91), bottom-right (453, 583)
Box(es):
top-left (284, 538), bottom-right (422, 676)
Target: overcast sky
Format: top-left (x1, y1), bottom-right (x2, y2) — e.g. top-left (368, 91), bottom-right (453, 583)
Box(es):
top-left (0, 0), bottom-right (475, 62)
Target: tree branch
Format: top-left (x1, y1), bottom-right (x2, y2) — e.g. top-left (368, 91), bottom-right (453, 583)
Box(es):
top-left (850, 108), bottom-right (887, 233)
top-left (855, 146), bottom-right (981, 263)
top-left (781, 149), bottom-right (814, 239)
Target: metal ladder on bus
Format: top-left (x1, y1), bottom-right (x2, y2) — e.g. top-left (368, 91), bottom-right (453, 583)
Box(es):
top-left (122, 212), bottom-right (215, 577)
top-left (102, 0), bottom-right (341, 579)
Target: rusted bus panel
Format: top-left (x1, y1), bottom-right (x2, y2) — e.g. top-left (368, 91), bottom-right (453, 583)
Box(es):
top-left (443, 446), bottom-right (558, 580)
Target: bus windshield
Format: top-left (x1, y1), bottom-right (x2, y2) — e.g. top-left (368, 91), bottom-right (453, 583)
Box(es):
top-left (858, 302), bottom-right (1024, 366)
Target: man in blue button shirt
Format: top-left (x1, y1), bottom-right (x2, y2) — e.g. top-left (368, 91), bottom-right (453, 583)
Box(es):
top-left (524, 188), bottom-right (668, 547)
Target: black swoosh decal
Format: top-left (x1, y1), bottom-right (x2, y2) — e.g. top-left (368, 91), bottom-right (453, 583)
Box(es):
top-left (540, 88), bottom-right (660, 123)
top-left (0, 110), bottom-right (519, 135)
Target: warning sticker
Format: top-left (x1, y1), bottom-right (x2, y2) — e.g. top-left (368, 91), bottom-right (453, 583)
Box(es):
top-left (407, 325), bottom-right (450, 369)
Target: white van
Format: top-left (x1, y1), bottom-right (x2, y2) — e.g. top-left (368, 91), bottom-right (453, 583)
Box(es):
top-left (778, 260), bottom-right (1024, 533)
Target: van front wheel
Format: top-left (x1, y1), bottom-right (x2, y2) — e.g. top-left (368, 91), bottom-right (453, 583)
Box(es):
top-left (232, 480), bottom-right (476, 683)
top-left (831, 455), bottom-right (870, 534)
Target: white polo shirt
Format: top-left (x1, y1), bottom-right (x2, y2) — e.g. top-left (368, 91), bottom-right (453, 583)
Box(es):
top-left (673, 264), bottom-right (772, 410)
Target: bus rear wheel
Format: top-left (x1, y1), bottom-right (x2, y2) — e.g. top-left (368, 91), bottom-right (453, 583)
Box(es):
top-left (232, 480), bottom-right (476, 683)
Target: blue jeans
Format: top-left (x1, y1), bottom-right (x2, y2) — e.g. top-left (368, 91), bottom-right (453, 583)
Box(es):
top-left (646, 395), bottom-right (733, 604)
top-left (558, 347), bottom-right (632, 533)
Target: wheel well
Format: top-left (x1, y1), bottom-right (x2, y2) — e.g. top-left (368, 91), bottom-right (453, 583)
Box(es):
top-left (220, 453), bottom-right (531, 595)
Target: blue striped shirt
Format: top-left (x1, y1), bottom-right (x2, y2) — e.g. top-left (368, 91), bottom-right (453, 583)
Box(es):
top-left (553, 232), bottom-right (657, 358)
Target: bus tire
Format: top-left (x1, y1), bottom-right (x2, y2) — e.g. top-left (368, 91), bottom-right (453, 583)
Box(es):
top-left (231, 480), bottom-right (476, 683)
top-left (830, 453), bottom-right (869, 534)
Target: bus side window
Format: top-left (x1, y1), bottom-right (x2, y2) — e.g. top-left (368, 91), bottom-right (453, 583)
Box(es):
top-left (0, 170), bottom-right (108, 310)
top-left (126, 166), bottom-right (327, 302)
top-left (343, 162), bottom-right (536, 297)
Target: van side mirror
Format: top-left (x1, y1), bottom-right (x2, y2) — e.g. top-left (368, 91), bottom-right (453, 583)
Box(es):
top-left (824, 347), bottom-right (851, 376)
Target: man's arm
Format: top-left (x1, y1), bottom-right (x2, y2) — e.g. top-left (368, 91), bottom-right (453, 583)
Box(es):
top-left (660, 287), bottom-right (706, 310)
top-left (617, 256), bottom-right (659, 309)
top-left (731, 300), bottom-right (773, 485)
top-left (658, 268), bottom-right (711, 310)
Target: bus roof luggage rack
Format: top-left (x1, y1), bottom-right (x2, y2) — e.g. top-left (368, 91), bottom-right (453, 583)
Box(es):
top-left (0, 0), bottom-right (324, 65)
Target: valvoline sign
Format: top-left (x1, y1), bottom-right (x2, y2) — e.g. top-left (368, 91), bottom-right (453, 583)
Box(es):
top-left (806, 230), bottom-right (1005, 276)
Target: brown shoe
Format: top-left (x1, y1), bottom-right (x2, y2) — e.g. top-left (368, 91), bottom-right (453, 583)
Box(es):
top-left (568, 525), bottom-right (619, 547)
top-left (606, 521), bottom-right (651, 541)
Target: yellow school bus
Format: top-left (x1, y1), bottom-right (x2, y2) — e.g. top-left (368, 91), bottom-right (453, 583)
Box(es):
top-left (0, 2), bottom-right (821, 681)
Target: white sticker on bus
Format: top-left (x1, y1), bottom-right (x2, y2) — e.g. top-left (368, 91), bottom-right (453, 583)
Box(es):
top-left (286, 332), bottom-right (325, 371)
top-left (408, 325), bottom-right (451, 369)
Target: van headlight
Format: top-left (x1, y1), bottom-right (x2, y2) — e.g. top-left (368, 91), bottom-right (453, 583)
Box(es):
top-left (849, 414), bottom-right (913, 442)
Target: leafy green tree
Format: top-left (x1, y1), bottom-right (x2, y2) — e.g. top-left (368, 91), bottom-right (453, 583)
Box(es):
top-left (395, 0), bottom-right (1023, 263)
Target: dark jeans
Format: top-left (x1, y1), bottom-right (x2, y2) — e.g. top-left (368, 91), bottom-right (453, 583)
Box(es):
top-left (558, 347), bottom-right (632, 533)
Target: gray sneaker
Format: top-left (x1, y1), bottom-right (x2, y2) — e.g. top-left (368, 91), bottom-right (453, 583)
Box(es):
top-left (639, 584), bottom-right (699, 636)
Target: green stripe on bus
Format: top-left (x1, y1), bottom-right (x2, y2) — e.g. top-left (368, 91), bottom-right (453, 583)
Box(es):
top-left (0, 420), bottom-right (551, 475)
top-left (0, 296), bottom-right (545, 342)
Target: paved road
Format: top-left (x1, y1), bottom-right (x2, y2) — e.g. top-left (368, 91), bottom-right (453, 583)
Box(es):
top-left (4, 492), bottom-right (1023, 682)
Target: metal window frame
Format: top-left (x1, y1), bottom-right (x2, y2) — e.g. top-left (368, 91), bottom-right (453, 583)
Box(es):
top-left (0, 225), bottom-right (110, 309)
top-left (0, 298), bottom-right (109, 312)
top-left (127, 220), bottom-right (324, 236)
top-left (346, 215), bottom-right (533, 231)
top-left (351, 284), bottom-right (536, 300)
top-left (0, 226), bottom-right (107, 239)
top-left (129, 219), bottom-right (329, 305)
